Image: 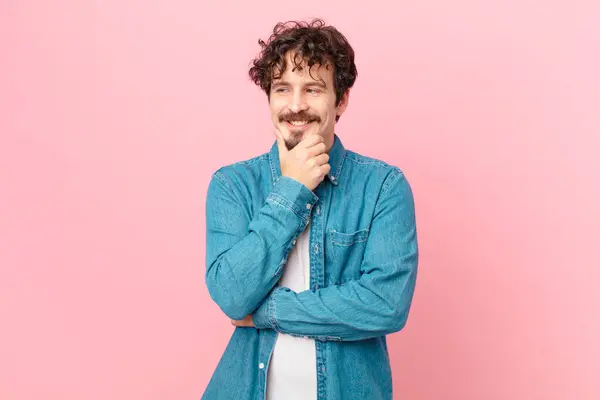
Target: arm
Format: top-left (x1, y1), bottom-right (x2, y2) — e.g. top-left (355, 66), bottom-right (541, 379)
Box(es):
top-left (205, 172), bottom-right (317, 320)
top-left (252, 168), bottom-right (418, 341)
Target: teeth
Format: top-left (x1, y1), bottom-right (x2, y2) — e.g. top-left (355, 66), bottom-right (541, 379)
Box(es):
top-left (290, 120), bottom-right (309, 126)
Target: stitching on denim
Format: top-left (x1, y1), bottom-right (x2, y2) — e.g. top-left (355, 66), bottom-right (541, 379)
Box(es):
top-left (266, 195), bottom-right (307, 222)
top-left (271, 291), bottom-right (282, 332)
top-left (334, 149), bottom-right (347, 179)
top-left (234, 154), bottom-right (267, 166)
top-left (267, 193), bottom-right (311, 223)
top-left (212, 171), bottom-right (233, 193)
top-left (345, 151), bottom-right (390, 167)
top-left (331, 229), bottom-right (370, 246)
top-left (268, 150), bottom-right (279, 184)
top-left (381, 167), bottom-right (404, 196)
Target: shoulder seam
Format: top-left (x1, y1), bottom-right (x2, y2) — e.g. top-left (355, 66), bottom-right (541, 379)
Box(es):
top-left (233, 153), bottom-right (268, 166)
top-left (211, 169), bottom-right (236, 195)
top-left (345, 151), bottom-right (391, 167)
top-left (380, 167), bottom-right (405, 196)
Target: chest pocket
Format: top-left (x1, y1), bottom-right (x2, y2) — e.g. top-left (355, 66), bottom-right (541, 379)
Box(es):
top-left (329, 228), bottom-right (370, 267)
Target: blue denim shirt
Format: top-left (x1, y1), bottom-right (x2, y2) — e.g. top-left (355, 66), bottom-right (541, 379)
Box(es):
top-left (202, 134), bottom-right (418, 400)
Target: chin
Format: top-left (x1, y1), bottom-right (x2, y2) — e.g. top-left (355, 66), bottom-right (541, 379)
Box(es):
top-left (284, 134), bottom-right (303, 150)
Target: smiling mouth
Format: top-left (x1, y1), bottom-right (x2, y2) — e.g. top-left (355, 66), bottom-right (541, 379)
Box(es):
top-left (287, 120), bottom-right (313, 126)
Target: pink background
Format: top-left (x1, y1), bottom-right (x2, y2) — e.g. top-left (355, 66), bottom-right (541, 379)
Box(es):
top-left (2, 1), bottom-right (599, 399)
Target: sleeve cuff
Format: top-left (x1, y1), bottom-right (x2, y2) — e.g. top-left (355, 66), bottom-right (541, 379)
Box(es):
top-left (266, 177), bottom-right (318, 222)
top-left (252, 294), bottom-right (275, 330)
top-left (252, 287), bottom-right (289, 330)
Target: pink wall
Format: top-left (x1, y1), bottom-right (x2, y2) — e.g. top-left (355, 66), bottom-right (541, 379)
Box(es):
top-left (2, 1), bottom-right (599, 399)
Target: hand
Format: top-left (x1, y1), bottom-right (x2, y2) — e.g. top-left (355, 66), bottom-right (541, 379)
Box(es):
top-left (231, 315), bottom-right (255, 328)
top-left (275, 131), bottom-right (331, 191)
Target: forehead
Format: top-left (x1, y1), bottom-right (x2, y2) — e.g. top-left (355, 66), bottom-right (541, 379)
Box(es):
top-left (272, 52), bottom-right (333, 85)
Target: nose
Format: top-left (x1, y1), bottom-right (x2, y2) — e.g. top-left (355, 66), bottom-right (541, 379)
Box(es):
top-left (289, 90), bottom-right (308, 113)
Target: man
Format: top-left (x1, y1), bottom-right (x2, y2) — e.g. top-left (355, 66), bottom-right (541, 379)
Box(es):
top-left (202, 19), bottom-right (418, 400)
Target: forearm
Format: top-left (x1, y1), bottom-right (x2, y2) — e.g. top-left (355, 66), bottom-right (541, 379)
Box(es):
top-left (253, 167), bottom-right (419, 341)
top-left (205, 174), bottom-right (316, 320)
top-left (252, 254), bottom-right (417, 341)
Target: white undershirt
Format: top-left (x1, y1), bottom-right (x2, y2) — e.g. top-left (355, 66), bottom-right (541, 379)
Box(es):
top-left (266, 223), bottom-right (317, 400)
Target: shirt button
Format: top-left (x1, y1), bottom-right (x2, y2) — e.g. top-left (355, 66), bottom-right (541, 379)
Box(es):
top-left (316, 206), bottom-right (320, 214)
top-left (259, 363), bottom-right (265, 369)
top-left (314, 244), bottom-right (319, 253)
top-left (306, 204), bottom-right (312, 209)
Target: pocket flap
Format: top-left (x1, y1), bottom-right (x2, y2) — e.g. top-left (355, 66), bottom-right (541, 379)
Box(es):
top-left (330, 228), bottom-right (369, 246)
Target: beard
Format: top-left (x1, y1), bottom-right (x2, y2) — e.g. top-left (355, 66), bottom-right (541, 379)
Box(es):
top-left (284, 131), bottom-right (304, 150)
top-left (278, 110), bottom-right (321, 150)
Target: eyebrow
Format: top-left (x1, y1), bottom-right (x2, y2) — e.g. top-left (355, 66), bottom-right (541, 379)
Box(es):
top-left (272, 80), bottom-right (327, 89)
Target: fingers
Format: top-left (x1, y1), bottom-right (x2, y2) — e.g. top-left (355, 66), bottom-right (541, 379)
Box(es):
top-left (306, 142), bottom-right (327, 157)
top-left (306, 154), bottom-right (330, 183)
top-left (298, 134), bottom-right (324, 149)
top-left (302, 135), bottom-right (326, 158)
top-left (310, 153), bottom-right (329, 167)
top-left (318, 163), bottom-right (331, 179)
top-left (231, 315), bottom-right (255, 327)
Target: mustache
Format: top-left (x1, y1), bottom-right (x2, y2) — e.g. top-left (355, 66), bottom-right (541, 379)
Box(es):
top-left (279, 111), bottom-right (320, 123)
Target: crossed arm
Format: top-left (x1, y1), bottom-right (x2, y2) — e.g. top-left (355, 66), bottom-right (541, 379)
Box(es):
top-left (205, 168), bottom-right (418, 342)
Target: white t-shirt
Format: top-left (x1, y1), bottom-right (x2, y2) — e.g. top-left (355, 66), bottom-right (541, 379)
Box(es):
top-left (266, 224), bottom-right (317, 400)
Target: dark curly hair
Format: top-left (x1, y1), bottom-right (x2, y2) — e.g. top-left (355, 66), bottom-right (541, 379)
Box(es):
top-left (248, 19), bottom-right (358, 121)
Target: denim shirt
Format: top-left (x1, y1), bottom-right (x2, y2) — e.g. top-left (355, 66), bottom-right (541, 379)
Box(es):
top-left (202, 134), bottom-right (418, 400)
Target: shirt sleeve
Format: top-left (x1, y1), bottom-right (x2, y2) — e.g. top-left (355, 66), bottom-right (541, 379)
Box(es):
top-left (205, 172), bottom-right (317, 320)
top-left (252, 168), bottom-right (419, 341)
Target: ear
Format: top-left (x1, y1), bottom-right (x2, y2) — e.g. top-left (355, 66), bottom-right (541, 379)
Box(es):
top-left (336, 90), bottom-right (350, 119)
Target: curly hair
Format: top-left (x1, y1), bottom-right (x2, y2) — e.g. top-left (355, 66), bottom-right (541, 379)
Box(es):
top-left (248, 19), bottom-right (358, 118)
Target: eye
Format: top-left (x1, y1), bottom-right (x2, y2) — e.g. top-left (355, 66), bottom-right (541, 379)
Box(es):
top-left (307, 88), bottom-right (321, 94)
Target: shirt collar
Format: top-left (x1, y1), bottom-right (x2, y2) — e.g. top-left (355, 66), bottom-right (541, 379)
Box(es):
top-left (269, 133), bottom-right (347, 187)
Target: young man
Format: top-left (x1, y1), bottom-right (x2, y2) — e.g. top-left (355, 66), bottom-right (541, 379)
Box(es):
top-left (202, 19), bottom-right (419, 400)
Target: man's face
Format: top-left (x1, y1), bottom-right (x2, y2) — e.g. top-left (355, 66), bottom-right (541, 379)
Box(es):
top-left (269, 52), bottom-right (349, 151)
